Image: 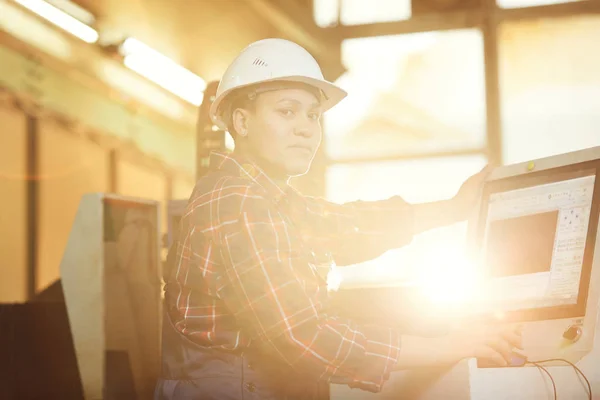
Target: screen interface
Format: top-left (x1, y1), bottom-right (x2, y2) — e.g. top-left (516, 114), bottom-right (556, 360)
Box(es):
top-left (481, 170), bottom-right (596, 314)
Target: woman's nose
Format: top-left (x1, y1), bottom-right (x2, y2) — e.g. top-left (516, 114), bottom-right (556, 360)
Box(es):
top-left (294, 117), bottom-right (315, 138)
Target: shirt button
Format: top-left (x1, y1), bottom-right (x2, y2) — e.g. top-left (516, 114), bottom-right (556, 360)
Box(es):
top-left (245, 382), bottom-right (256, 392)
top-left (353, 226), bottom-right (360, 232)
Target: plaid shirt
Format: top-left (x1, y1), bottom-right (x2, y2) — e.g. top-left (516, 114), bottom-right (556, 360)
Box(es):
top-left (164, 152), bottom-right (415, 392)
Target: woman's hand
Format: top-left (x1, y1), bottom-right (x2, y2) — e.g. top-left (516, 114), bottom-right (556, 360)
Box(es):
top-left (394, 324), bottom-right (523, 370)
top-left (439, 324), bottom-right (523, 367)
top-left (412, 166), bottom-right (495, 234)
top-left (452, 166), bottom-right (494, 221)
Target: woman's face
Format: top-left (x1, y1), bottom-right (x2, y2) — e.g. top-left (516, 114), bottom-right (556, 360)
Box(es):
top-left (236, 87), bottom-right (322, 177)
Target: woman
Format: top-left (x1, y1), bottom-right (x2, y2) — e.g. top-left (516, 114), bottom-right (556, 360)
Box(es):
top-left (155, 38), bottom-right (521, 399)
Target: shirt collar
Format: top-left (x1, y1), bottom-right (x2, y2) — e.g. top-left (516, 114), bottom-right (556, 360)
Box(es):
top-left (209, 151), bottom-right (288, 201)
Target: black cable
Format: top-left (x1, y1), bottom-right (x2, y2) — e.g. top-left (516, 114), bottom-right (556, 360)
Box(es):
top-left (528, 362), bottom-right (557, 400)
top-left (528, 358), bottom-right (592, 400)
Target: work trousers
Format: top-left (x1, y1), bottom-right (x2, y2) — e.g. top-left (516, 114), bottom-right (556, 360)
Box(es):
top-left (154, 313), bottom-right (328, 400)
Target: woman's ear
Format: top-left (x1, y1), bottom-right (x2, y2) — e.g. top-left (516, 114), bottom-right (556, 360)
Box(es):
top-left (232, 108), bottom-right (251, 138)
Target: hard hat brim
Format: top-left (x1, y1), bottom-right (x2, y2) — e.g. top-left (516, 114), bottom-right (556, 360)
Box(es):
top-left (209, 76), bottom-right (348, 129)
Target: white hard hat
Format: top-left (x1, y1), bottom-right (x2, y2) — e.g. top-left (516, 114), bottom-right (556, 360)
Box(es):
top-left (210, 38), bottom-right (347, 129)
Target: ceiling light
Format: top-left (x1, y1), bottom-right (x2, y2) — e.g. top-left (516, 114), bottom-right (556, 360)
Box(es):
top-left (0, 0), bottom-right (72, 60)
top-left (12, 0), bottom-right (98, 43)
top-left (119, 38), bottom-right (206, 106)
top-left (43, 0), bottom-right (95, 25)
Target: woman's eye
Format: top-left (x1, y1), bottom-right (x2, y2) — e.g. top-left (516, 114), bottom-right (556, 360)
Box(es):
top-left (279, 109), bottom-right (295, 117)
top-left (308, 113), bottom-right (321, 121)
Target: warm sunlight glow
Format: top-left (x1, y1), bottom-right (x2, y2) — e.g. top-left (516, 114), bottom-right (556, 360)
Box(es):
top-left (326, 156), bottom-right (489, 307)
top-left (325, 30), bottom-right (485, 161)
top-left (327, 266), bottom-right (343, 292)
top-left (414, 245), bottom-right (483, 307)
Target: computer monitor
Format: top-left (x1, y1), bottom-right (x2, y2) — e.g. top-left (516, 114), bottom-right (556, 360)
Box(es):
top-left (476, 163), bottom-right (599, 322)
top-left (469, 146), bottom-right (600, 366)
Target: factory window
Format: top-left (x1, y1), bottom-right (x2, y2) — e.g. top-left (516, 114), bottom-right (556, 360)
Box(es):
top-left (497, 0), bottom-right (581, 8)
top-left (325, 29), bottom-right (486, 162)
top-left (326, 155), bottom-right (487, 204)
top-left (499, 15), bottom-right (600, 164)
top-left (326, 155), bottom-right (487, 297)
top-left (313, 0), bottom-right (410, 27)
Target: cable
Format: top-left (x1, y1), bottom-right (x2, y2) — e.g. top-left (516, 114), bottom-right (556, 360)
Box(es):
top-left (527, 358), bottom-right (592, 400)
top-left (528, 362), bottom-right (557, 400)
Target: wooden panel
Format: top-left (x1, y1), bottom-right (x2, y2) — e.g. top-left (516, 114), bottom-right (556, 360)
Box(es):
top-left (38, 119), bottom-right (109, 292)
top-left (0, 41), bottom-right (196, 174)
top-left (412, 0), bottom-right (481, 15)
top-left (117, 159), bottom-right (167, 233)
top-left (0, 105), bottom-right (27, 302)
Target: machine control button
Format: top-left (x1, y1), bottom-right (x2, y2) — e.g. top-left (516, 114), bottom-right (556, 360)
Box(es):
top-left (563, 325), bottom-right (582, 342)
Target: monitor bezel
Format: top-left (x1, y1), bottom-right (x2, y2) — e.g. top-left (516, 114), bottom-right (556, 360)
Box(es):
top-left (476, 159), bottom-right (600, 323)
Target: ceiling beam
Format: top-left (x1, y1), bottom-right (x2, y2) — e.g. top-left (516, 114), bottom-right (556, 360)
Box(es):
top-left (497, 0), bottom-right (600, 21)
top-left (332, 9), bottom-right (482, 38)
top-left (328, 0), bottom-right (600, 39)
top-left (326, 147), bottom-right (487, 165)
top-left (247, 0), bottom-right (346, 81)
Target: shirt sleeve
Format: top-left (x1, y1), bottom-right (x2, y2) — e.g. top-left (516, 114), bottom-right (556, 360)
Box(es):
top-left (207, 186), bottom-right (401, 392)
top-left (299, 196), bottom-right (415, 266)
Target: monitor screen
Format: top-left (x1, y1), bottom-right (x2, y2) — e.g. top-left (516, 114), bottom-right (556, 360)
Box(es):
top-left (477, 161), bottom-right (600, 321)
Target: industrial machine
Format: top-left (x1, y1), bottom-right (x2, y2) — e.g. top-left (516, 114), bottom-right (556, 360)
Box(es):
top-left (470, 146), bottom-right (600, 366)
top-left (461, 145), bottom-right (600, 399)
top-left (331, 146), bottom-right (600, 399)
top-left (60, 193), bottom-right (163, 400)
